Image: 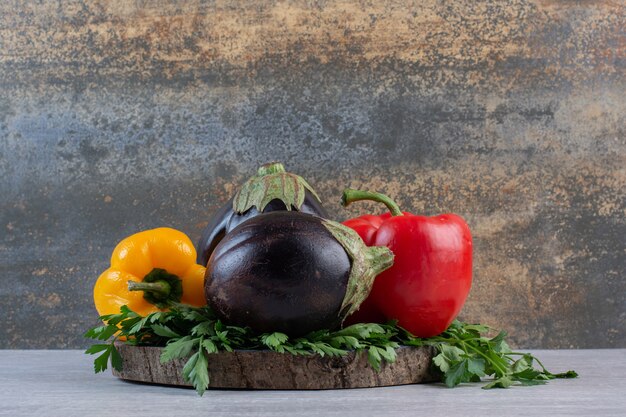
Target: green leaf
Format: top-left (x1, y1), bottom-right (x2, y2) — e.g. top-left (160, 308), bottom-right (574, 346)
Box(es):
top-left (92, 345), bottom-right (112, 373)
top-left (490, 331), bottom-right (511, 353)
top-left (148, 312), bottom-right (164, 323)
top-left (225, 325), bottom-right (247, 334)
top-left (463, 324), bottom-right (491, 333)
top-left (183, 350), bottom-right (210, 396)
top-left (489, 330), bottom-right (506, 344)
top-left (401, 337), bottom-right (426, 347)
top-left (160, 336), bottom-right (198, 363)
top-left (86, 342), bottom-right (120, 374)
top-left (84, 324), bottom-right (118, 341)
top-left (102, 305), bottom-right (138, 326)
top-left (484, 350), bottom-right (511, 378)
top-left (378, 346), bottom-right (397, 363)
top-left (511, 355), bottom-right (533, 373)
top-left (110, 343), bottom-right (123, 371)
top-left (300, 341), bottom-right (325, 356)
top-left (283, 345), bottom-right (310, 355)
top-left (332, 323), bottom-right (381, 340)
top-left (98, 313), bottom-right (126, 326)
top-left (483, 376), bottom-right (514, 389)
top-left (442, 320), bottom-right (460, 333)
top-left (314, 342), bottom-right (348, 357)
top-left (119, 317), bottom-right (142, 334)
top-left (119, 305), bottom-right (137, 316)
top-left (469, 374), bottom-right (482, 382)
top-left (84, 344), bottom-right (110, 354)
top-left (552, 370), bottom-right (578, 379)
top-left (432, 345), bottom-right (464, 373)
top-left (514, 377), bottom-right (547, 386)
top-left (444, 359), bottom-right (470, 387)
top-left (367, 346), bottom-right (382, 371)
top-left (127, 312), bottom-right (164, 334)
top-left (191, 321), bottom-right (215, 337)
top-left (151, 324), bottom-right (181, 338)
top-left (128, 317), bottom-right (151, 335)
top-left (181, 351), bottom-right (198, 378)
top-left (97, 313), bottom-right (120, 322)
top-left (261, 332), bottom-right (289, 349)
top-left (467, 357), bottom-right (486, 377)
top-left (329, 335), bottom-right (361, 349)
top-left (202, 339), bottom-right (218, 354)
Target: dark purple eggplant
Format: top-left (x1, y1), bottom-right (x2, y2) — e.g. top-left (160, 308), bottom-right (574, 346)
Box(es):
top-left (196, 162), bottom-right (327, 267)
top-left (204, 212), bottom-right (394, 336)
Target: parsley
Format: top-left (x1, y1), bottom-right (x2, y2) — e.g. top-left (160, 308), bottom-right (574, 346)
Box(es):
top-left (402, 320), bottom-right (578, 388)
top-left (85, 305), bottom-right (577, 395)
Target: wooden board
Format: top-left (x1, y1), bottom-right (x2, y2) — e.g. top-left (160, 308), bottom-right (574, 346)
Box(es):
top-left (112, 343), bottom-right (439, 389)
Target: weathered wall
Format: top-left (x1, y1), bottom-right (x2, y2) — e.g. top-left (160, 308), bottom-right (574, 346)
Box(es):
top-left (0, 0), bottom-right (624, 349)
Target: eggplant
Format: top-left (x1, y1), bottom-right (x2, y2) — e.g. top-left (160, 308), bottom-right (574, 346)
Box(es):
top-left (204, 212), bottom-right (394, 336)
top-left (197, 162), bottom-right (327, 267)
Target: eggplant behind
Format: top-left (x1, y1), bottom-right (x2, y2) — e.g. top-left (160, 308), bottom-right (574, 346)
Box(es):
top-left (196, 193), bottom-right (326, 267)
top-left (196, 162), bottom-right (327, 267)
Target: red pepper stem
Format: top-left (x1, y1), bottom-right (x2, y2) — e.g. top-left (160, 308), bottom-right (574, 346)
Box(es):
top-left (341, 188), bottom-right (404, 217)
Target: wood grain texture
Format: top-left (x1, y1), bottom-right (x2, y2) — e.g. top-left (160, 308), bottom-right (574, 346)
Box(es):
top-left (112, 343), bottom-right (438, 389)
top-left (0, 1), bottom-right (624, 349)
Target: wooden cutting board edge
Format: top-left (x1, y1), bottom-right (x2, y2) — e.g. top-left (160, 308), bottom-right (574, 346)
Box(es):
top-left (112, 342), bottom-right (440, 390)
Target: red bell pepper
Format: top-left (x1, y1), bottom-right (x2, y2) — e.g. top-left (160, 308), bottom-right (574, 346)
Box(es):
top-left (342, 189), bottom-right (472, 337)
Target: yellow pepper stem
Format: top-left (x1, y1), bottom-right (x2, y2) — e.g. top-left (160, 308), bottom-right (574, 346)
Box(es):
top-left (127, 268), bottom-right (184, 308)
top-left (128, 280), bottom-right (171, 297)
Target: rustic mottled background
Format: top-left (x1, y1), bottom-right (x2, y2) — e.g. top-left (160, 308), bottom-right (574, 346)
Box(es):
top-left (1, 0), bottom-right (624, 349)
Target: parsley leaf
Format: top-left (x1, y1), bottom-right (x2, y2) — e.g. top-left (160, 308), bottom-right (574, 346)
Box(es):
top-left (182, 349), bottom-right (210, 396)
top-left (85, 341), bottom-right (120, 373)
top-left (151, 324), bottom-right (181, 338)
top-left (160, 336), bottom-right (198, 363)
top-left (110, 342), bottom-right (123, 371)
top-left (261, 332), bottom-right (289, 350)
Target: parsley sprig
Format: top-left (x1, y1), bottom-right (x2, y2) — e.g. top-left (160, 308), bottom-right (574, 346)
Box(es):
top-left (401, 321), bottom-right (577, 388)
top-left (85, 305), bottom-right (577, 395)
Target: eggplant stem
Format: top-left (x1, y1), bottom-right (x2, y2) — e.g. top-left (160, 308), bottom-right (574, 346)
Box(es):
top-left (257, 162), bottom-right (286, 176)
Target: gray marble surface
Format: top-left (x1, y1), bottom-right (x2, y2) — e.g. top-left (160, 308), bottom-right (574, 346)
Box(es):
top-left (1, 349), bottom-right (625, 417)
top-left (2, 1), bottom-right (625, 350)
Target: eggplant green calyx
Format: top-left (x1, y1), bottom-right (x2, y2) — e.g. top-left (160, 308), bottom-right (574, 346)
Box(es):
top-left (127, 268), bottom-right (183, 309)
top-left (233, 162), bottom-right (322, 214)
top-left (322, 219), bottom-right (394, 320)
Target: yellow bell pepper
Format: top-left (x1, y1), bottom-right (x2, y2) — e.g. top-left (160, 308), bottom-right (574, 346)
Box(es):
top-left (94, 227), bottom-right (206, 317)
